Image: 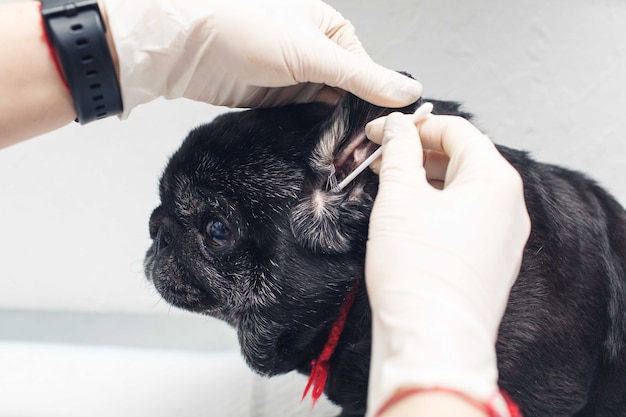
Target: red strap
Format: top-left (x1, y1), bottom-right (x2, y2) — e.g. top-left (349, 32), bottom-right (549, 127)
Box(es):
top-left (376, 387), bottom-right (522, 417)
top-left (301, 357), bottom-right (329, 407)
top-left (302, 282), bottom-right (360, 408)
top-left (499, 391), bottom-right (523, 417)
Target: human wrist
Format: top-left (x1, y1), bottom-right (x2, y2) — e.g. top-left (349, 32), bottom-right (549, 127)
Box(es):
top-left (368, 305), bottom-right (500, 411)
top-left (0, 2), bottom-right (76, 146)
top-left (102, 0), bottom-right (201, 117)
top-left (365, 239), bottom-right (505, 414)
top-left (376, 388), bottom-right (520, 417)
top-left (39, 0), bottom-right (123, 123)
top-left (378, 390), bottom-right (488, 417)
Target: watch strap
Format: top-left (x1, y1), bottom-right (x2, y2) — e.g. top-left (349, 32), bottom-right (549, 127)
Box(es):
top-left (40, 0), bottom-right (123, 124)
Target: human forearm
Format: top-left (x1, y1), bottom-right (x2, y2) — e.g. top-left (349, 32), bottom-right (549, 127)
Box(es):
top-left (0, 2), bottom-right (76, 148)
top-left (0, 0), bottom-right (420, 147)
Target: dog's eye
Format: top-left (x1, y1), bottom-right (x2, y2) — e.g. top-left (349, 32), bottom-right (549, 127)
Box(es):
top-left (206, 220), bottom-right (230, 246)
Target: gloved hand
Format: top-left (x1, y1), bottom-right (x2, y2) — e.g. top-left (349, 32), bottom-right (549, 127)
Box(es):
top-left (363, 113), bottom-right (531, 416)
top-left (101, 0), bottom-right (422, 118)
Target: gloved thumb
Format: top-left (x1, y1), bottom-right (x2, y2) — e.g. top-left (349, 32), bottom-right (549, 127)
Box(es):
top-left (293, 37), bottom-right (422, 108)
top-left (334, 55), bottom-right (423, 107)
top-left (375, 113), bottom-right (429, 196)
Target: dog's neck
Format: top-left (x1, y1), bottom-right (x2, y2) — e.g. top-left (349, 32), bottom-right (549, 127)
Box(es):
top-left (302, 280), bottom-right (361, 407)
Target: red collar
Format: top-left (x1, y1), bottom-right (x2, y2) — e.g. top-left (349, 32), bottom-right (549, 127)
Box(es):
top-left (302, 281), bottom-right (360, 408)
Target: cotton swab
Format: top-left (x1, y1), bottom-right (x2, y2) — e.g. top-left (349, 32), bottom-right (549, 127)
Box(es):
top-left (333, 102), bottom-right (434, 192)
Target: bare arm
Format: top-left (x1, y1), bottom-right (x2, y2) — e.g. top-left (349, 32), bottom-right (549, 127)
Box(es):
top-left (0, 2), bottom-right (76, 148)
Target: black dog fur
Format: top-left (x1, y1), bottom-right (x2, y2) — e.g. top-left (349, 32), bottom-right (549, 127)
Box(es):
top-left (145, 94), bottom-right (626, 416)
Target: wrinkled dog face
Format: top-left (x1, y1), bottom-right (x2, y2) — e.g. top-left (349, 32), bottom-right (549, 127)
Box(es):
top-left (145, 96), bottom-right (415, 376)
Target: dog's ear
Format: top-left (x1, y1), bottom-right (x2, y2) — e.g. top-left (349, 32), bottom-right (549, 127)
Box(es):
top-left (287, 94), bottom-right (389, 255)
top-left (252, 102), bottom-right (335, 161)
top-left (175, 102), bottom-right (334, 165)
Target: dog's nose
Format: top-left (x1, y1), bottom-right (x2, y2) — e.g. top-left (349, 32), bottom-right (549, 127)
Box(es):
top-left (154, 226), bottom-right (171, 255)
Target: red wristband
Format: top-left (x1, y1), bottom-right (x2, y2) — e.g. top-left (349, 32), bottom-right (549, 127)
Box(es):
top-left (375, 387), bottom-right (522, 417)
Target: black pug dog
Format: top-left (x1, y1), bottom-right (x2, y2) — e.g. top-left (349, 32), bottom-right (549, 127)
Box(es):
top-left (145, 93), bottom-right (626, 416)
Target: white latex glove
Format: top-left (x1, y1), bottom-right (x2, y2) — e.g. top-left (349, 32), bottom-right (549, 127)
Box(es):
top-left (101, 0), bottom-right (422, 118)
top-left (363, 113), bottom-right (531, 417)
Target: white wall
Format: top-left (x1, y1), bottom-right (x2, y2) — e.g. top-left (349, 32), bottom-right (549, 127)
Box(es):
top-left (2, 0), bottom-right (626, 316)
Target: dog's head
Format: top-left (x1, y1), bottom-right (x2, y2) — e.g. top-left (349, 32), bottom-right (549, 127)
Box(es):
top-left (145, 94), bottom-right (419, 378)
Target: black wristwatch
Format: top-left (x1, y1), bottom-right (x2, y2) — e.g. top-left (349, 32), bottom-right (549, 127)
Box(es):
top-left (39, 0), bottom-right (123, 124)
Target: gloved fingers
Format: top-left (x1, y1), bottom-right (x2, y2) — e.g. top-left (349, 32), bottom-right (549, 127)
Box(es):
top-left (310, 0), bottom-right (371, 58)
top-left (366, 110), bottom-right (431, 145)
top-left (375, 112), bottom-right (431, 193)
top-left (365, 111), bottom-right (429, 144)
top-left (416, 115), bottom-right (503, 172)
top-left (415, 115), bottom-right (520, 187)
top-left (337, 59), bottom-right (421, 108)
top-left (365, 115), bottom-right (388, 145)
top-left (367, 115), bottom-right (449, 184)
top-left (289, 35), bottom-right (422, 107)
top-left (416, 115), bottom-right (491, 155)
top-left (371, 114), bottom-right (519, 189)
top-left (368, 147), bottom-right (448, 188)
top-left (292, 0), bottom-right (422, 106)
